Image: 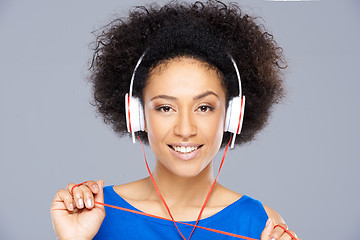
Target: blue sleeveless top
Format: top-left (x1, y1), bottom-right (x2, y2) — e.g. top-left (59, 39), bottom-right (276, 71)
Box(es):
top-left (94, 186), bottom-right (268, 240)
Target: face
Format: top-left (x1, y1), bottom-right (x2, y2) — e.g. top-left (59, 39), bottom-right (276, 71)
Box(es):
top-left (142, 57), bottom-right (227, 178)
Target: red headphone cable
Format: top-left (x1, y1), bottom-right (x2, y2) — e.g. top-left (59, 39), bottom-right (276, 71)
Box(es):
top-left (70, 135), bottom-right (296, 240)
top-left (71, 137), bottom-right (246, 239)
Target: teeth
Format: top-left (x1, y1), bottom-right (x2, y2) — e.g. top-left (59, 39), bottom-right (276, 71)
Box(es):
top-left (173, 146), bottom-right (198, 153)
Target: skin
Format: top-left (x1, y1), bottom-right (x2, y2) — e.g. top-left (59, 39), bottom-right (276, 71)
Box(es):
top-left (50, 57), bottom-right (300, 240)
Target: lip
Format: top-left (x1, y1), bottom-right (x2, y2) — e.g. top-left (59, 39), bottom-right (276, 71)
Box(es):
top-left (168, 144), bottom-right (203, 161)
top-left (168, 142), bottom-right (202, 148)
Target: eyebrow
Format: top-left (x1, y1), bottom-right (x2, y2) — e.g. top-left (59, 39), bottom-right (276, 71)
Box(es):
top-left (150, 91), bottom-right (219, 101)
top-left (193, 91), bottom-right (219, 100)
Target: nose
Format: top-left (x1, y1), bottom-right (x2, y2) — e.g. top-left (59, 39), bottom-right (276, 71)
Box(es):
top-left (173, 109), bottom-right (197, 139)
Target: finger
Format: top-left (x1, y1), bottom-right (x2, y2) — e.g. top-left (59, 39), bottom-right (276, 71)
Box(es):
top-left (261, 218), bottom-right (275, 240)
top-left (66, 183), bottom-right (78, 195)
top-left (94, 180), bottom-right (104, 204)
top-left (66, 181), bottom-right (101, 209)
top-left (85, 181), bottom-right (100, 194)
top-left (278, 229), bottom-right (298, 240)
top-left (52, 189), bottom-right (75, 212)
top-left (271, 223), bottom-right (287, 240)
top-left (277, 233), bottom-right (291, 240)
top-left (69, 184), bottom-right (85, 209)
top-left (287, 230), bottom-right (297, 240)
top-left (79, 184), bottom-right (95, 209)
top-left (93, 180), bottom-right (105, 213)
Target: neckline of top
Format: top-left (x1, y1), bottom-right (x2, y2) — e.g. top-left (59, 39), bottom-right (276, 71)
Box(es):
top-left (106, 185), bottom-right (248, 226)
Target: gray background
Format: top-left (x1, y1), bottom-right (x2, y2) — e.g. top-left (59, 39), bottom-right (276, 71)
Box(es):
top-left (0, 0), bottom-right (359, 239)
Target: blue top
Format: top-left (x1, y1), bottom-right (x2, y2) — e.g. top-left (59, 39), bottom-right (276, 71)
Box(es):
top-left (94, 186), bottom-right (268, 240)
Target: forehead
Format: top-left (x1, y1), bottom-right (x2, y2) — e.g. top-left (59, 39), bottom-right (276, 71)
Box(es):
top-left (144, 57), bottom-right (226, 97)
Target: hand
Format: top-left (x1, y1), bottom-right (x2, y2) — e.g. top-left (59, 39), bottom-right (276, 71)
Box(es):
top-left (261, 219), bottom-right (301, 240)
top-left (50, 180), bottom-right (105, 240)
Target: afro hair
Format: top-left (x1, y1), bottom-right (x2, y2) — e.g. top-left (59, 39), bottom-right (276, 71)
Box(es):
top-left (89, 0), bottom-right (286, 147)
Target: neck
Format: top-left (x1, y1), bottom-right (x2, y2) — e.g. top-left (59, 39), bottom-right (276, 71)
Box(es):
top-left (150, 162), bottom-right (215, 207)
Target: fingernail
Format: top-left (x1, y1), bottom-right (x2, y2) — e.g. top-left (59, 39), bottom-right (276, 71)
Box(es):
top-left (86, 198), bottom-right (92, 207)
top-left (93, 184), bottom-right (99, 191)
top-left (271, 238), bottom-right (276, 240)
top-left (101, 180), bottom-right (104, 188)
top-left (78, 198), bottom-right (84, 208)
top-left (69, 203), bottom-right (74, 211)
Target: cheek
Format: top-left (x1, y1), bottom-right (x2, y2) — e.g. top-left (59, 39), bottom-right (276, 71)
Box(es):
top-left (145, 111), bottom-right (172, 143)
top-left (198, 112), bottom-right (225, 147)
top-left (145, 114), bottom-right (163, 156)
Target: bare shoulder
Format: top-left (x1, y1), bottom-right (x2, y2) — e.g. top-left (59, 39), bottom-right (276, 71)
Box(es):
top-left (212, 184), bottom-right (243, 206)
top-left (216, 185), bottom-right (283, 224)
top-left (113, 178), bottom-right (152, 201)
top-left (263, 204), bottom-right (286, 225)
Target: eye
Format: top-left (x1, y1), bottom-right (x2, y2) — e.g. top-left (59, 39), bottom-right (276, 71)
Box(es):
top-left (197, 105), bottom-right (214, 113)
top-left (156, 105), bottom-right (173, 112)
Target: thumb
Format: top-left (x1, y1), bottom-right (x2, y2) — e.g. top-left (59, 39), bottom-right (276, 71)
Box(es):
top-left (261, 218), bottom-right (274, 240)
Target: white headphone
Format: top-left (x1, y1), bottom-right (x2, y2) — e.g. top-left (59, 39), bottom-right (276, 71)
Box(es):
top-left (125, 52), bottom-right (245, 148)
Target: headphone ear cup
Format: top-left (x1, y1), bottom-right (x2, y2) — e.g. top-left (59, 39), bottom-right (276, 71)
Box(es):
top-left (125, 93), bottom-right (131, 132)
top-left (137, 99), bottom-right (145, 131)
top-left (224, 99), bottom-right (233, 132)
top-left (224, 96), bottom-right (245, 135)
top-left (125, 93), bottom-right (145, 133)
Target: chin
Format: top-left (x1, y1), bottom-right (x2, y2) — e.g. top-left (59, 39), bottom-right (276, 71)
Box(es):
top-left (168, 161), bottom-right (211, 179)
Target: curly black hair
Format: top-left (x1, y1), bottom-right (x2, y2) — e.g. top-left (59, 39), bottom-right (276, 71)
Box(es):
top-left (89, 0), bottom-right (286, 147)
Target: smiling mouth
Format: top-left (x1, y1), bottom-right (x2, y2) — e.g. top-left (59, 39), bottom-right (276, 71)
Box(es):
top-left (168, 145), bottom-right (203, 154)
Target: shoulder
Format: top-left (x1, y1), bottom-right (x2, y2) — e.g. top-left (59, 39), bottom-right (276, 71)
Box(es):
top-left (211, 184), bottom-right (243, 207)
top-left (113, 178), bottom-right (153, 201)
top-left (263, 204), bottom-right (286, 225)
top-left (217, 186), bottom-right (285, 224)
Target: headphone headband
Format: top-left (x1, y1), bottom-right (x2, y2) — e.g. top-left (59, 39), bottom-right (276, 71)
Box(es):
top-left (129, 51), bottom-right (242, 99)
top-left (129, 51), bottom-right (147, 98)
top-left (229, 56), bottom-right (242, 98)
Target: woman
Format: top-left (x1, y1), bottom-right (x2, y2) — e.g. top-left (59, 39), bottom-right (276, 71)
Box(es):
top-left (51, 1), bottom-right (299, 239)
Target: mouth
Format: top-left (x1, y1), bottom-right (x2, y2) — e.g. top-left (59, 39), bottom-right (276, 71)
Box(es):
top-left (168, 144), bottom-right (203, 154)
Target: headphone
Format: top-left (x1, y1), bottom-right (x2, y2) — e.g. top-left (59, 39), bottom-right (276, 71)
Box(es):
top-left (125, 52), bottom-right (245, 148)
